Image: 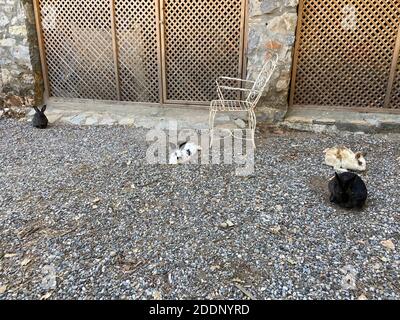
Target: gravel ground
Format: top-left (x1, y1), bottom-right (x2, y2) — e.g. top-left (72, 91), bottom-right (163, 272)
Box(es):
top-left (0, 118), bottom-right (399, 300)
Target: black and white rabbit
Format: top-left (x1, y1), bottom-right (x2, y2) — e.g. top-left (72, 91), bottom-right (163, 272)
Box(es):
top-left (328, 172), bottom-right (367, 209)
top-left (169, 141), bottom-right (202, 164)
top-left (32, 105), bottom-right (48, 129)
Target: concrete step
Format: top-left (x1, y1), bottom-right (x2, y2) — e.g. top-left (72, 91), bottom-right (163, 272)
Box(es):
top-left (26, 98), bottom-right (249, 130)
top-left (282, 108), bottom-right (400, 133)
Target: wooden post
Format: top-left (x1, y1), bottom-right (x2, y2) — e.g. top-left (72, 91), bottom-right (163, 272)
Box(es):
top-left (110, 0), bottom-right (121, 100)
top-left (289, 0), bottom-right (305, 108)
top-left (241, 0), bottom-right (249, 83)
top-left (159, 0), bottom-right (168, 104)
top-left (33, 0), bottom-right (50, 102)
top-left (155, 0), bottom-right (164, 104)
top-left (238, 0), bottom-right (246, 80)
top-left (384, 24), bottom-right (400, 108)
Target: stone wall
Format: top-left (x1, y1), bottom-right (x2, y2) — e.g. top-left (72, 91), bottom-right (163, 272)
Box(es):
top-left (247, 0), bottom-right (298, 122)
top-left (0, 0), bottom-right (43, 110)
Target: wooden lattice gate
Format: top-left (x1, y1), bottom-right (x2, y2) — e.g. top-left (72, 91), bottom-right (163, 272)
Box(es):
top-left (34, 0), bottom-right (246, 105)
top-left (161, 0), bottom-right (245, 104)
top-left (290, 0), bottom-right (400, 111)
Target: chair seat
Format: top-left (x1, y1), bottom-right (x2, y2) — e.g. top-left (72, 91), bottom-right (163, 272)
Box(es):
top-left (210, 99), bottom-right (252, 111)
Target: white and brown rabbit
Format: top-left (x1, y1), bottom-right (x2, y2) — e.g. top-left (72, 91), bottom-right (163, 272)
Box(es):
top-left (32, 105), bottom-right (48, 129)
top-left (324, 146), bottom-right (366, 172)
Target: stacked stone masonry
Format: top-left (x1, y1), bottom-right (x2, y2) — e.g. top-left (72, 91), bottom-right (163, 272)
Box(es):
top-left (247, 0), bottom-right (298, 121)
top-left (0, 0), bottom-right (43, 109)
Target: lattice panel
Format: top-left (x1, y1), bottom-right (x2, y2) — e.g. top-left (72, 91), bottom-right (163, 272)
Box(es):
top-left (39, 0), bottom-right (117, 100)
top-left (390, 61), bottom-right (400, 108)
top-left (294, 0), bottom-right (400, 108)
top-left (163, 0), bottom-right (244, 102)
top-left (115, 0), bottom-right (160, 102)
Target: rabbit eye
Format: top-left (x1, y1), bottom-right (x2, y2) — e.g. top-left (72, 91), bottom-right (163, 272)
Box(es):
top-left (358, 160), bottom-right (362, 166)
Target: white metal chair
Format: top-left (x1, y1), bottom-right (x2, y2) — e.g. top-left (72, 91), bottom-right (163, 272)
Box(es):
top-left (209, 53), bottom-right (279, 148)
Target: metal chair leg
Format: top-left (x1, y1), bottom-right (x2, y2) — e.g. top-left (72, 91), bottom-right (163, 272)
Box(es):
top-left (248, 109), bottom-right (256, 149)
top-left (209, 110), bottom-right (216, 148)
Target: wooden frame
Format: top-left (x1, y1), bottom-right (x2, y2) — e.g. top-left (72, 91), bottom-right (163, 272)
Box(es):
top-left (289, 0), bottom-right (400, 111)
top-left (33, 0), bottom-right (50, 101)
top-left (36, 0), bottom-right (119, 101)
top-left (289, 0), bottom-right (305, 108)
top-left (384, 24), bottom-right (400, 108)
top-left (34, 0), bottom-right (249, 107)
top-left (159, 0), bottom-right (167, 105)
top-left (241, 0), bottom-right (249, 82)
top-left (110, 0), bottom-right (121, 100)
top-left (154, 0), bottom-right (164, 104)
top-left (238, 0), bottom-right (247, 79)
top-left (159, 0), bottom-right (247, 105)
top-left (114, 0), bottom-right (161, 102)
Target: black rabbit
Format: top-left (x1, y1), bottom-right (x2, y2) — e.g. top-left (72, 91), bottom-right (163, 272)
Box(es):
top-left (32, 105), bottom-right (48, 129)
top-left (328, 172), bottom-right (367, 209)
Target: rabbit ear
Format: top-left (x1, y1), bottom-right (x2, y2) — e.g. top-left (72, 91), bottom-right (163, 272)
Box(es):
top-left (341, 175), bottom-right (358, 191)
top-left (33, 106), bottom-right (40, 113)
top-left (178, 141), bottom-right (187, 149)
top-left (41, 105), bottom-right (47, 112)
top-left (168, 142), bottom-right (176, 150)
top-left (335, 172), bottom-right (343, 187)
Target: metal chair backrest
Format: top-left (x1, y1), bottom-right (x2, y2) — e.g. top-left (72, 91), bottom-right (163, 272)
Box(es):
top-left (246, 53), bottom-right (279, 106)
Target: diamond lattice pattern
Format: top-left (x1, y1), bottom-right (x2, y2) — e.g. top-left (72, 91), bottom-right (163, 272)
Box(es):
top-left (163, 0), bottom-right (244, 102)
top-left (39, 0), bottom-right (117, 100)
top-left (115, 0), bottom-right (160, 102)
top-left (294, 0), bottom-right (400, 109)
